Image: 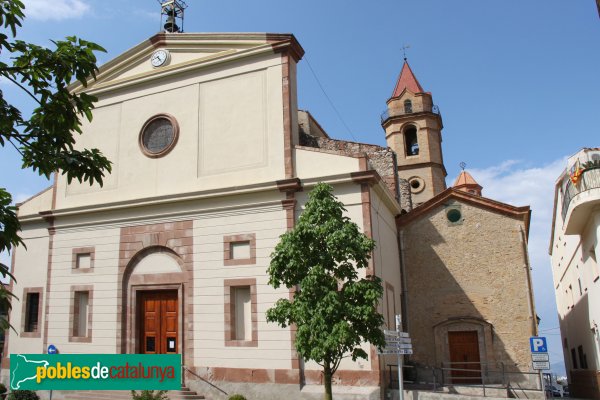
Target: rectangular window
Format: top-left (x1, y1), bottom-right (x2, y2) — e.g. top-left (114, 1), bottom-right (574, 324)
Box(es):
top-left (224, 278), bottom-right (257, 347)
top-left (77, 254), bottom-right (91, 269)
top-left (591, 248), bottom-right (599, 282)
top-left (233, 287), bottom-right (251, 340)
top-left (73, 291), bottom-right (89, 337)
top-left (223, 234), bottom-right (256, 266)
top-left (578, 345), bottom-right (587, 369)
top-left (569, 285), bottom-right (574, 308)
top-left (69, 286), bottom-right (93, 342)
top-left (21, 288), bottom-right (43, 338)
top-left (571, 348), bottom-right (578, 369)
top-left (385, 283), bottom-right (396, 330)
top-left (72, 247), bottom-right (95, 272)
top-left (231, 242), bottom-right (251, 260)
top-left (24, 292), bottom-right (40, 332)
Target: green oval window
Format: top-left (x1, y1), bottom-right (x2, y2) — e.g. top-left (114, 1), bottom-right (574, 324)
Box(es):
top-left (446, 209), bottom-right (462, 223)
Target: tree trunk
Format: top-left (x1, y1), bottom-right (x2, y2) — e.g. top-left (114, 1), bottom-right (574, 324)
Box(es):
top-left (324, 364), bottom-right (333, 400)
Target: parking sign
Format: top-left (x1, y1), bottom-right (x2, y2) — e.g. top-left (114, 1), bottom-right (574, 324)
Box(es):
top-left (530, 336), bottom-right (547, 353)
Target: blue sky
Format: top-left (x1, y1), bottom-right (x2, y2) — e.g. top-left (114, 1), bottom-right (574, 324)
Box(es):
top-left (2, 0), bottom-right (600, 375)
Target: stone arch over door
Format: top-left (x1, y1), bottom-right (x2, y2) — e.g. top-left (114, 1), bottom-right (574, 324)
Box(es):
top-left (124, 246), bottom-right (184, 355)
top-left (433, 317), bottom-right (495, 369)
top-left (117, 221), bottom-right (194, 369)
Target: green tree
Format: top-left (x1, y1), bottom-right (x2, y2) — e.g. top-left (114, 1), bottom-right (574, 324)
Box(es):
top-left (266, 183), bottom-right (385, 400)
top-left (0, 0), bottom-right (110, 330)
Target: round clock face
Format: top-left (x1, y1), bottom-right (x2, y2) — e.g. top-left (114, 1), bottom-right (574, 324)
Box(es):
top-left (150, 49), bottom-right (170, 67)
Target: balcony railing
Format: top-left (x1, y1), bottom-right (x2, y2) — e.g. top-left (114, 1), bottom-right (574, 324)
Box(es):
top-left (381, 104), bottom-right (440, 123)
top-left (561, 167), bottom-right (600, 221)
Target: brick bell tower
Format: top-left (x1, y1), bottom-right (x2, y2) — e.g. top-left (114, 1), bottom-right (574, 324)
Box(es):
top-left (381, 60), bottom-right (447, 206)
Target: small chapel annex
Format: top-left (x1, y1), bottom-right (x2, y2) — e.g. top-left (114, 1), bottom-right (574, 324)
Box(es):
top-left (2, 30), bottom-right (539, 399)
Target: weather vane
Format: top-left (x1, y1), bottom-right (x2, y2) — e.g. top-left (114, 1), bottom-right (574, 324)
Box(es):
top-left (401, 44), bottom-right (410, 61)
top-left (460, 162), bottom-right (466, 171)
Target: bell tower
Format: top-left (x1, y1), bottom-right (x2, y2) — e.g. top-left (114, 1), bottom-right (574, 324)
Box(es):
top-left (381, 60), bottom-right (447, 206)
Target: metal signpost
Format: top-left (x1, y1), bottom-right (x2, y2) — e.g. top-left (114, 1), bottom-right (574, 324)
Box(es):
top-left (379, 315), bottom-right (412, 400)
top-left (47, 345), bottom-right (57, 400)
top-left (530, 336), bottom-right (550, 395)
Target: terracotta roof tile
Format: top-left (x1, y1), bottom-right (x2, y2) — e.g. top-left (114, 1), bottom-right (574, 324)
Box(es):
top-left (452, 171), bottom-right (480, 187)
top-left (391, 61), bottom-right (425, 98)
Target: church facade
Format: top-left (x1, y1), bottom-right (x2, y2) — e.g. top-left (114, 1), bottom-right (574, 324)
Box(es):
top-left (2, 32), bottom-right (539, 399)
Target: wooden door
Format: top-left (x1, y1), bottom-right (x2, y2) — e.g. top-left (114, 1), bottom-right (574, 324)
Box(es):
top-left (140, 291), bottom-right (178, 354)
top-left (448, 331), bottom-right (481, 384)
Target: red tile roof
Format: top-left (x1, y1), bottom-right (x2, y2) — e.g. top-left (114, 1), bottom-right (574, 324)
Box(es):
top-left (453, 171), bottom-right (480, 187)
top-left (391, 61), bottom-right (425, 98)
top-left (452, 170), bottom-right (483, 196)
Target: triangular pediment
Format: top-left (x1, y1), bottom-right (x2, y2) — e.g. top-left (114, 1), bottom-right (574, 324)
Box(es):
top-left (397, 188), bottom-right (531, 234)
top-left (70, 33), bottom-right (300, 95)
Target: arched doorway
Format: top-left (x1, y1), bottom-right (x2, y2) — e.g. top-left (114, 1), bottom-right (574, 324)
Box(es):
top-left (122, 246), bottom-right (186, 355)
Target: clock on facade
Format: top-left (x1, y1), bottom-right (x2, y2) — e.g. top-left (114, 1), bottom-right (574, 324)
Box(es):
top-left (150, 49), bottom-right (170, 67)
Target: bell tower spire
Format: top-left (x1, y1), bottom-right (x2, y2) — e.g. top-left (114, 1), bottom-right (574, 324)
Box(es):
top-left (381, 59), bottom-right (447, 206)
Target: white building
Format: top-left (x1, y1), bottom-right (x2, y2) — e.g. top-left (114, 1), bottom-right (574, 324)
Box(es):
top-left (550, 148), bottom-right (600, 399)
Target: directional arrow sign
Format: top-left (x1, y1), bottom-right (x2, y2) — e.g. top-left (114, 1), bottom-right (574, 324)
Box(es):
top-left (386, 338), bottom-right (412, 344)
top-left (384, 331), bottom-right (410, 338)
top-left (379, 349), bottom-right (413, 355)
top-left (385, 343), bottom-right (413, 350)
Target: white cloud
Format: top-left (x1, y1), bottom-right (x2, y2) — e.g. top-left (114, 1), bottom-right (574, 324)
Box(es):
top-left (451, 157), bottom-right (568, 372)
top-left (23, 0), bottom-right (90, 21)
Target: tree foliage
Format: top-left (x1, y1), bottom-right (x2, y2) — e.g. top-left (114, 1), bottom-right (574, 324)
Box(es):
top-left (0, 0), bottom-right (110, 330)
top-left (266, 183), bottom-right (385, 400)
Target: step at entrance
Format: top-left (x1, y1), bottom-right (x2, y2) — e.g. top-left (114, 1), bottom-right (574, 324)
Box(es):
top-left (60, 387), bottom-right (205, 400)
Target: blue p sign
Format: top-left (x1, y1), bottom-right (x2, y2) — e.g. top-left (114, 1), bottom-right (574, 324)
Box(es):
top-left (530, 336), bottom-right (547, 353)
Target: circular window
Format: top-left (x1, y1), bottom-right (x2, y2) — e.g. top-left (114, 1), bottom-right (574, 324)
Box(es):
top-left (446, 208), bottom-right (462, 223)
top-left (139, 114), bottom-right (179, 158)
top-left (408, 176), bottom-right (425, 194)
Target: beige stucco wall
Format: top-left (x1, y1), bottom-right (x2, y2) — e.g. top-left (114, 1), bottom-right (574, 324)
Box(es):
top-left (370, 187), bottom-right (404, 373)
top-left (370, 188), bottom-right (402, 330)
top-left (46, 226), bottom-right (121, 353)
top-left (295, 149), bottom-right (361, 179)
top-left (56, 52), bottom-right (287, 210)
top-left (17, 188), bottom-right (53, 218)
top-left (192, 204), bottom-right (293, 370)
top-left (400, 200), bottom-right (535, 374)
top-left (8, 223), bottom-right (50, 355)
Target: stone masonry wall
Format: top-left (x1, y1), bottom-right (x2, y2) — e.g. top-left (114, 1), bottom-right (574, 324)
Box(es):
top-left (299, 131), bottom-right (413, 212)
top-left (400, 200), bottom-right (535, 376)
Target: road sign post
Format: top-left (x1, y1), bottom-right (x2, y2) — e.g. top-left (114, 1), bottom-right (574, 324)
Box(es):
top-left (530, 336), bottom-right (549, 393)
top-left (396, 315), bottom-right (404, 400)
top-left (379, 316), bottom-right (413, 399)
